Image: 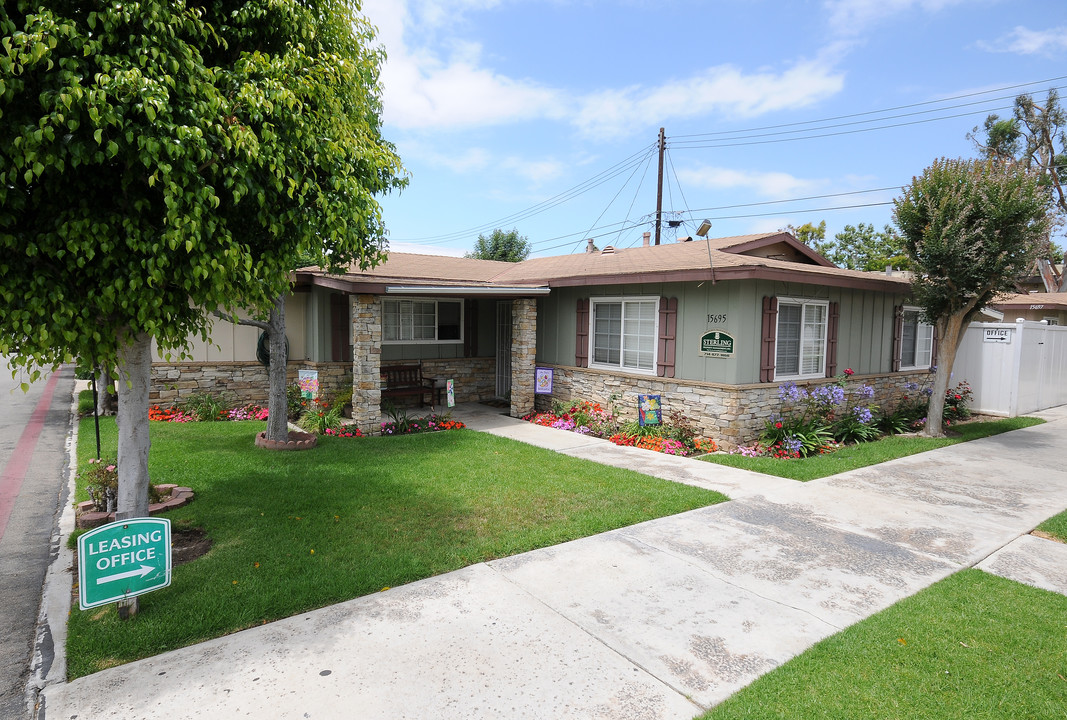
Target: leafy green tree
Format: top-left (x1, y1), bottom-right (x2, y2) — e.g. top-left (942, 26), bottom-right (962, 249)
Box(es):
top-left (894, 158), bottom-right (1051, 436)
top-left (1, 1), bottom-right (404, 519)
top-left (827, 223), bottom-right (910, 272)
top-left (785, 220), bottom-right (835, 257)
top-left (466, 229), bottom-right (532, 262)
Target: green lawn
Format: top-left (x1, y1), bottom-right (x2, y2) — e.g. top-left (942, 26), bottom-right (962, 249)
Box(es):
top-left (1037, 509), bottom-right (1067, 543)
top-left (701, 417), bottom-right (1045, 481)
top-left (68, 417), bottom-right (726, 678)
top-left (700, 569), bottom-right (1067, 720)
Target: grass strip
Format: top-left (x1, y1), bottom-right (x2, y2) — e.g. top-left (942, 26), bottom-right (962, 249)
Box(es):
top-left (700, 569), bottom-right (1067, 720)
top-left (1036, 509), bottom-right (1067, 543)
top-left (700, 417), bottom-right (1045, 481)
top-left (68, 417), bottom-right (725, 678)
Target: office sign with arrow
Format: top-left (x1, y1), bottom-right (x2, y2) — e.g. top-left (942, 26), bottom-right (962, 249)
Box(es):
top-left (78, 517), bottom-right (172, 610)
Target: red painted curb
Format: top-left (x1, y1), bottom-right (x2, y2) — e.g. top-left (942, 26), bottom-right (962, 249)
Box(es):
top-left (0, 371), bottom-right (62, 541)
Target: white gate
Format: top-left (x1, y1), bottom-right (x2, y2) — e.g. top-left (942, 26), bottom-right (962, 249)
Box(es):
top-left (953, 321), bottom-right (1067, 416)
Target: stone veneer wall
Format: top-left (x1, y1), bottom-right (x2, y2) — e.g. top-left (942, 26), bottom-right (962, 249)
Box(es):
top-left (533, 365), bottom-right (933, 449)
top-left (509, 298), bottom-right (537, 417)
top-left (418, 358), bottom-right (497, 405)
top-left (150, 361), bottom-right (352, 405)
top-left (350, 294), bottom-right (382, 433)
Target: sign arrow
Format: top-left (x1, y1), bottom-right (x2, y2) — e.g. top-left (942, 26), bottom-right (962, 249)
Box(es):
top-left (96, 565), bottom-right (155, 585)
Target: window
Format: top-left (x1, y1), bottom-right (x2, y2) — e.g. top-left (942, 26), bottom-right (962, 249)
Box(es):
top-left (590, 297), bottom-right (657, 372)
top-left (383, 298), bottom-right (463, 343)
top-left (775, 298), bottom-right (827, 379)
top-left (1044, 316), bottom-right (1060, 326)
top-left (900, 308), bottom-right (933, 368)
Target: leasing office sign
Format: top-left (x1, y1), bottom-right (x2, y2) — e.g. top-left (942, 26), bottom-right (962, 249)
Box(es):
top-left (78, 517), bottom-right (172, 609)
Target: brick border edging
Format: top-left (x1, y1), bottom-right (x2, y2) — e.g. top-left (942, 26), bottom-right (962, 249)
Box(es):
top-left (75, 484), bottom-right (194, 529)
top-left (254, 430), bottom-right (318, 451)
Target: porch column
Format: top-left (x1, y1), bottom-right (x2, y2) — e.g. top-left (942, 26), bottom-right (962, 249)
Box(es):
top-left (509, 297), bottom-right (537, 418)
top-left (350, 294), bottom-right (382, 433)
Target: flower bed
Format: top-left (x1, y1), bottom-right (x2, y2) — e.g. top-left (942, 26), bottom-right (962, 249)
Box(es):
top-left (523, 400), bottom-right (717, 457)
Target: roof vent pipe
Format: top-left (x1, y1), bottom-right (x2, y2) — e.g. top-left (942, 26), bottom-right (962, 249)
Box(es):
top-left (885, 265), bottom-right (893, 276)
top-left (585, 238), bottom-right (595, 254)
top-left (642, 232), bottom-right (651, 247)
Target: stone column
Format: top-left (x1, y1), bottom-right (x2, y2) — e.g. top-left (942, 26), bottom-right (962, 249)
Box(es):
top-left (509, 297), bottom-right (537, 418)
top-left (350, 294), bottom-right (382, 433)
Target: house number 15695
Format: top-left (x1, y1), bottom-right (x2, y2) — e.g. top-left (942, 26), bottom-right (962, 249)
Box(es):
top-left (707, 314), bottom-right (727, 324)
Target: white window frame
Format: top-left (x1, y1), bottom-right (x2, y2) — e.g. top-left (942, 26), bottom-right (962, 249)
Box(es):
top-left (588, 296), bottom-right (659, 375)
top-left (382, 298), bottom-right (464, 345)
top-left (900, 306), bottom-right (934, 370)
top-left (1043, 316), bottom-right (1060, 326)
top-left (774, 297), bottom-right (828, 381)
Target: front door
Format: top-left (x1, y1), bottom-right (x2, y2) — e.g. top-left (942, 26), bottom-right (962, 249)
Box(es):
top-left (496, 301), bottom-right (512, 399)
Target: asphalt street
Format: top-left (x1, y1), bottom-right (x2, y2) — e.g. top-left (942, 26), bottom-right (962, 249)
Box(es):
top-left (0, 358), bottom-right (75, 720)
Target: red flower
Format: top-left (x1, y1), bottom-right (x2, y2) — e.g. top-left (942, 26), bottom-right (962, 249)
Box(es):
top-left (774, 421), bottom-right (783, 429)
top-left (844, 368), bottom-right (854, 376)
top-left (954, 394), bottom-right (961, 400)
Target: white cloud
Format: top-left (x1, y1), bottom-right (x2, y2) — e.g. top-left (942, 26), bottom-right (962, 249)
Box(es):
top-left (978, 26), bottom-right (1067, 56)
top-left (363, 0), bottom-right (567, 130)
top-left (364, 0), bottom-right (846, 139)
top-left (676, 166), bottom-right (827, 199)
top-left (573, 59), bottom-right (844, 140)
top-left (823, 0), bottom-right (967, 34)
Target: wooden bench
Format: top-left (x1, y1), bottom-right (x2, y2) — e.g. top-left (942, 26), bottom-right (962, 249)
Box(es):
top-left (380, 364), bottom-right (437, 407)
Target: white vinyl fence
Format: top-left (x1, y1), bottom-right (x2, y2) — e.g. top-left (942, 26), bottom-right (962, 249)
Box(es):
top-left (952, 321), bottom-right (1067, 416)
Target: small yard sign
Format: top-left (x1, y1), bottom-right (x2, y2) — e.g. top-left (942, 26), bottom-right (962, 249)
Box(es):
top-left (446, 379), bottom-right (455, 407)
top-left (699, 330), bottom-right (735, 358)
top-left (78, 517), bottom-right (172, 610)
top-left (298, 369), bottom-right (319, 399)
top-left (638, 394), bottom-right (662, 426)
top-left (534, 367), bottom-right (554, 394)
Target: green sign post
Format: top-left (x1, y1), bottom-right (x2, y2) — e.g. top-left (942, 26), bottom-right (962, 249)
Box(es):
top-left (78, 517), bottom-right (172, 610)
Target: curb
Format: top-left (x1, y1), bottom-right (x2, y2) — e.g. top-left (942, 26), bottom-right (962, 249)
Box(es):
top-left (27, 378), bottom-right (81, 718)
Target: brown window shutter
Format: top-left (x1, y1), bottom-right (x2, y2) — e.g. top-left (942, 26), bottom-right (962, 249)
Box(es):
top-left (930, 323), bottom-right (938, 368)
top-left (657, 297), bottom-right (678, 378)
top-left (575, 298), bottom-right (589, 367)
top-left (760, 296), bottom-right (778, 383)
top-left (330, 293), bottom-right (352, 362)
top-left (891, 305), bottom-right (903, 372)
top-left (463, 299), bottom-right (478, 357)
top-left (825, 301), bottom-right (839, 377)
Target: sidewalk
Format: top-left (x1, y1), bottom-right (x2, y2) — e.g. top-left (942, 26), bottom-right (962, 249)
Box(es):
top-left (37, 405), bottom-right (1067, 719)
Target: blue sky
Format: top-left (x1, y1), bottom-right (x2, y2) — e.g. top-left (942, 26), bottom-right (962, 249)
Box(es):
top-left (360, 0), bottom-right (1067, 258)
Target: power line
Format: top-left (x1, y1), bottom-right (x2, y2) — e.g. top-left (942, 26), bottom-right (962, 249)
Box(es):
top-left (672, 75), bottom-right (1067, 139)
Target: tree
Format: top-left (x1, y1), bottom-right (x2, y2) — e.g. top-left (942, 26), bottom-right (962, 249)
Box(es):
top-left (1, 0), bottom-right (404, 523)
top-left (466, 229), bottom-right (531, 262)
top-left (893, 158), bottom-right (1051, 436)
top-left (784, 220), bottom-right (835, 257)
top-left (827, 223), bottom-right (910, 272)
top-left (971, 89), bottom-right (1066, 227)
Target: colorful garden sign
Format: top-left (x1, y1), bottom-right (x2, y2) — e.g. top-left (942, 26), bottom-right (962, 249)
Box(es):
top-left (535, 367), bottom-right (554, 394)
top-left (78, 517), bottom-right (172, 610)
top-left (447, 379), bottom-right (455, 408)
top-left (638, 394), bottom-right (662, 426)
top-left (298, 369), bottom-right (319, 400)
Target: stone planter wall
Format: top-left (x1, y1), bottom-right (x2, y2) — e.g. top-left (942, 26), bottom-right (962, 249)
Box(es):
top-left (150, 361), bottom-right (352, 405)
top-left (533, 364), bottom-right (933, 449)
top-left (418, 358), bottom-right (497, 405)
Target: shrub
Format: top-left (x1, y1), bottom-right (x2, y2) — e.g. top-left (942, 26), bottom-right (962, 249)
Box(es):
top-left (80, 458), bottom-right (118, 512)
top-left (298, 397), bottom-right (344, 435)
top-left (184, 392), bottom-right (228, 422)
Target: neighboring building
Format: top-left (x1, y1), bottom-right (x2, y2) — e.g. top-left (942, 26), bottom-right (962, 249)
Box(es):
top-left (152, 232), bottom-right (940, 446)
top-left (987, 292), bottom-right (1067, 326)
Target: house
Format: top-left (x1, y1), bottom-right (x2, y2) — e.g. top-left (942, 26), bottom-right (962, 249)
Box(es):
top-left (151, 231), bottom-right (938, 446)
top-left (987, 292), bottom-right (1067, 325)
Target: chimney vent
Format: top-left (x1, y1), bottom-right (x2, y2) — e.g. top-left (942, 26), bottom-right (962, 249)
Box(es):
top-left (585, 238), bottom-right (595, 254)
top-left (642, 232), bottom-right (651, 247)
top-left (601, 245), bottom-right (616, 255)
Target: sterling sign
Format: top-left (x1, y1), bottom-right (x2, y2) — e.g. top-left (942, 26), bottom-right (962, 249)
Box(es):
top-left (78, 517), bottom-right (172, 610)
top-left (699, 330), bottom-right (735, 358)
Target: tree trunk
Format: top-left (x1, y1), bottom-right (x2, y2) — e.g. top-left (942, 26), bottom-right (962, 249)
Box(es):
top-left (922, 313), bottom-right (967, 438)
top-left (265, 294), bottom-right (289, 442)
top-left (95, 365), bottom-right (117, 416)
top-left (115, 331), bottom-right (152, 518)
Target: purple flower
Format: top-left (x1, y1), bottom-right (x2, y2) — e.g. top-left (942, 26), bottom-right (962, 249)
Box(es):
top-left (853, 406), bottom-right (873, 425)
top-left (778, 382), bottom-right (808, 403)
top-left (857, 384), bottom-right (875, 400)
top-left (782, 436), bottom-right (804, 454)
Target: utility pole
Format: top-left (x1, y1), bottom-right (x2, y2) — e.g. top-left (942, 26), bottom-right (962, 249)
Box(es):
top-left (654, 127), bottom-right (665, 245)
